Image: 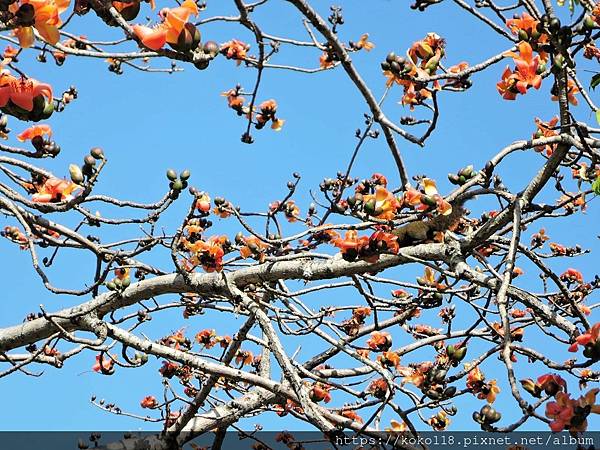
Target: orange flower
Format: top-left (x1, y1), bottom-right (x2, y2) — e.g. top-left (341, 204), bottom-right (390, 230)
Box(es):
top-left (377, 350), bottom-right (401, 369)
top-left (17, 124), bottom-right (52, 142)
top-left (533, 117), bottom-right (559, 155)
top-left (32, 177), bottom-right (80, 203)
top-left (568, 322), bottom-right (600, 353)
top-left (367, 331), bottom-right (392, 352)
top-left (386, 420), bottom-right (407, 433)
top-left (235, 350), bottom-right (253, 366)
top-left (368, 378), bottom-right (389, 399)
top-left (552, 79), bottom-right (579, 105)
top-left (341, 410), bottom-right (363, 423)
top-left (560, 268), bottom-right (584, 285)
top-left (498, 42), bottom-right (542, 99)
top-left (162, 0), bottom-right (198, 44)
top-left (537, 373), bottom-right (566, 396)
top-left (140, 395), bottom-right (158, 409)
top-left (506, 12), bottom-right (539, 35)
top-left (309, 383), bottom-right (332, 403)
top-left (546, 389), bottom-right (600, 432)
top-left (238, 235), bottom-right (270, 262)
top-left (0, 72), bottom-right (53, 114)
top-left (12, 0), bottom-right (70, 48)
top-left (221, 40), bottom-right (250, 65)
top-left (92, 354), bottom-right (115, 374)
top-left (132, 0), bottom-right (197, 50)
top-left (319, 52), bottom-right (335, 69)
top-left (132, 25), bottom-right (167, 50)
top-left (362, 186), bottom-right (400, 220)
top-left (195, 329), bottom-right (217, 348)
top-left (353, 33), bottom-right (374, 51)
top-left (428, 411), bottom-right (450, 430)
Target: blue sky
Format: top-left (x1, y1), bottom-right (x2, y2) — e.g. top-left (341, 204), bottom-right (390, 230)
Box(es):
top-left (0, 0), bottom-right (598, 433)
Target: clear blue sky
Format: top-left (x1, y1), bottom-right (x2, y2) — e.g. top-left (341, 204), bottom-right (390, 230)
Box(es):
top-left (0, 0), bottom-right (598, 432)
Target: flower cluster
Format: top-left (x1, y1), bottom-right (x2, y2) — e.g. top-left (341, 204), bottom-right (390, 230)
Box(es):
top-left (465, 364), bottom-right (501, 404)
top-left (545, 389), bottom-right (600, 432)
top-left (497, 42), bottom-right (543, 100)
top-left (331, 229), bottom-right (399, 263)
top-left (132, 0), bottom-right (199, 51)
top-left (255, 99), bottom-right (285, 131)
top-left (381, 33), bottom-right (452, 109)
top-left (220, 39), bottom-right (250, 65)
top-left (11, 0), bottom-right (70, 48)
top-left (339, 307), bottom-right (371, 336)
top-left (404, 178), bottom-right (452, 216)
top-left (568, 323), bottom-right (600, 359)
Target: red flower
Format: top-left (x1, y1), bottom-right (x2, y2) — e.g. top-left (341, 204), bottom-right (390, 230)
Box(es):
top-left (568, 323), bottom-right (600, 353)
top-left (0, 72), bottom-right (53, 112)
top-left (92, 354), bottom-right (115, 374)
top-left (367, 331), bottom-right (392, 352)
top-left (140, 395), bottom-right (158, 409)
top-left (560, 268), bottom-right (584, 284)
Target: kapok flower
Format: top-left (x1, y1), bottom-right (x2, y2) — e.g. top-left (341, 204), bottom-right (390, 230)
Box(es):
top-left (560, 268), bottom-right (584, 285)
top-left (17, 124), bottom-right (51, 142)
top-left (552, 79), bottom-right (579, 105)
top-left (532, 117), bottom-right (559, 156)
top-left (238, 235), bottom-right (270, 262)
top-left (92, 354), bottom-right (115, 374)
top-left (428, 411), bottom-right (450, 431)
top-left (195, 329), bottom-right (217, 348)
top-left (367, 331), bottom-right (393, 352)
top-left (0, 72), bottom-right (53, 113)
top-left (31, 177), bottom-right (80, 203)
top-left (255, 99), bottom-right (285, 131)
top-left (132, 25), bottom-right (167, 50)
top-left (497, 42), bottom-right (542, 99)
top-left (506, 12), bottom-right (539, 36)
top-left (140, 395), bottom-right (158, 409)
top-left (568, 322), bottom-right (600, 353)
top-left (386, 420), bottom-right (408, 433)
top-left (184, 235), bottom-right (228, 272)
top-left (221, 39), bottom-right (250, 65)
top-left (537, 373), bottom-right (567, 396)
top-left (362, 186), bottom-right (400, 220)
top-left (466, 364), bottom-right (500, 403)
top-left (368, 378), bottom-right (389, 399)
top-left (377, 350), bottom-right (401, 369)
top-left (235, 349), bottom-right (253, 366)
top-left (546, 389), bottom-right (600, 432)
top-left (12, 0), bottom-right (71, 48)
top-left (352, 33), bottom-right (374, 51)
top-left (341, 409), bottom-right (363, 423)
top-left (132, 0), bottom-right (198, 51)
top-left (309, 382), bottom-right (332, 403)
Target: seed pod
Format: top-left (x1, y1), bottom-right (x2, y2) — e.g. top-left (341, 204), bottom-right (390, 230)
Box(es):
top-left (90, 147), bottom-right (104, 159)
top-left (584, 15), bottom-right (596, 30)
top-left (180, 169), bottom-right (191, 181)
top-left (518, 29), bottom-right (529, 41)
top-left (121, 277), bottom-right (131, 288)
top-left (172, 179), bottom-right (184, 191)
top-left (83, 154), bottom-right (96, 167)
top-left (421, 195), bottom-right (437, 207)
top-left (448, 174), bottom-right (460, 185)
top-left (69, 164), bottom-right (84, 184)
top-left (363, 199), bottom-right (377, 216)
top-left (166, 169), bottom-right (178, 181)
top-left (444, 386), bottom-right (457, 397)
top-left (203, 40), bottom-right (220, 57)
